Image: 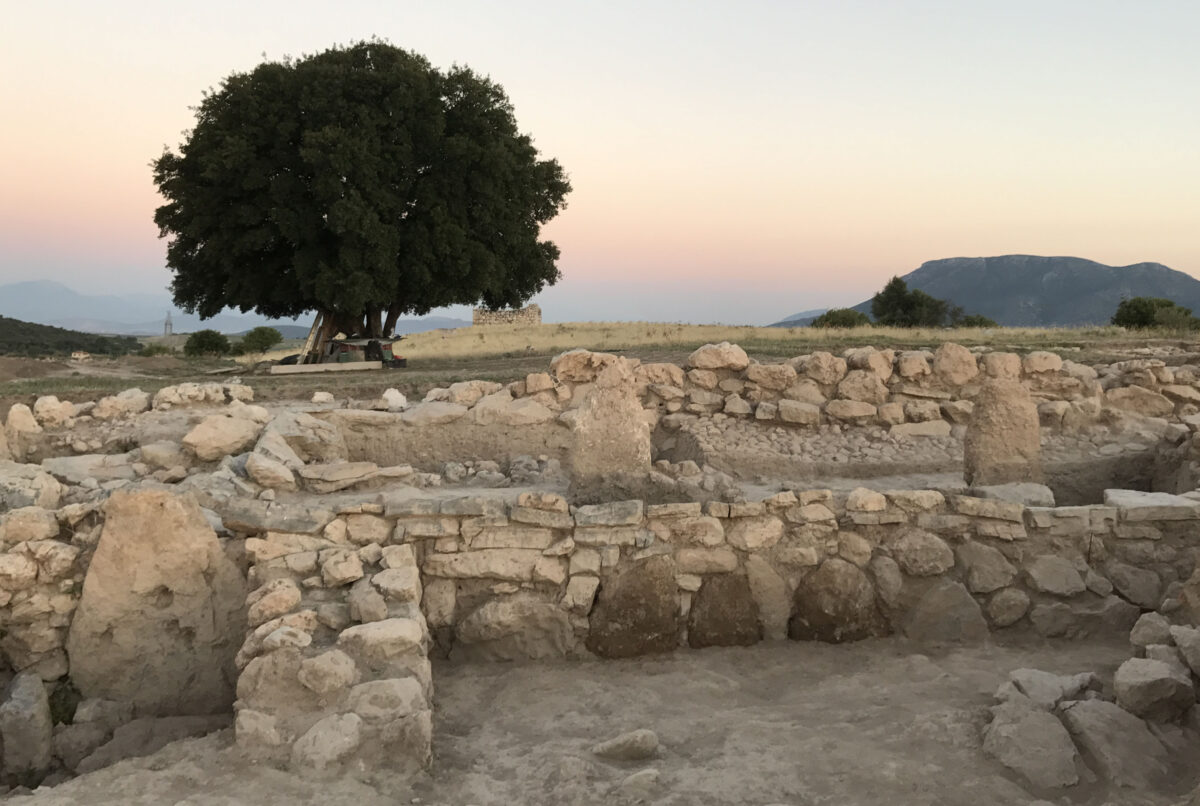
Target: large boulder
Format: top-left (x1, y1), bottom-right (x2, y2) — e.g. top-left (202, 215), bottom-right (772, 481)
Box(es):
top-left (1059, 699), bottom-right (1169, 789)
top-left (65, 490), bottom-right (247, 716)
top-left (932, 343), bottom-right (979, 386)
top-left (182, 415), bottom-right (264, 461)
top-left (963, 378), bottom-right (1042, 486)
top-left (983, 702), bottom-right (1079, 789)
top-left (789, 558), bottom-right (887, 643)
top-left (687, 574), bottom-right (761, 648)
top-left (0, 672), bottom-right (53, 777)
top-left (688, 342), bottom-right (749, 371)
top-left (92, 389), bottom-right (150, 420)
top-left (903, 580), bottom-right (988, 644)
top-left (453, 595), bottom-right (577, 661)
top-left (587, 556), bottom-right (681, 658)
top-left (1113, 658), bottom-right (1195, 722)
top-left (569, 359), bottom-right (651, 485)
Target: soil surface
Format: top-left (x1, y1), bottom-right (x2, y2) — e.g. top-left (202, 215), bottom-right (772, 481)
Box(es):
top-left (11, 637), bottom-right (1195, 805)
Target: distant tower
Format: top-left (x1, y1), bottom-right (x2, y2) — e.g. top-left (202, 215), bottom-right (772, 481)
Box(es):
top-left (164, 311), bottom-right (173, 337)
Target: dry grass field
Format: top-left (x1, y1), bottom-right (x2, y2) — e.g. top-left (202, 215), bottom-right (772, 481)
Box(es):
top-left (1, 321), bottom-right (1196, 418)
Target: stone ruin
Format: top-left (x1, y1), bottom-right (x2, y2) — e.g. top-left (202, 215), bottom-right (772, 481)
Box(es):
top-left (2, 340), bottom-right (1200, 796)
top-left (471, 304), bottom-right (542, 327)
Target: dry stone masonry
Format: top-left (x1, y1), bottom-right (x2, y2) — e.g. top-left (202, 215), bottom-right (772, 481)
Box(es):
top-left (3, 341), bottom-right (1200, 792)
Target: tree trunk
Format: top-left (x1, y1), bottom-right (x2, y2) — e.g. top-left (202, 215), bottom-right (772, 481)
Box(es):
top-left (383, 304), bottom-right (401, 338)
top-left (365, 304), bottom-right (383, 338)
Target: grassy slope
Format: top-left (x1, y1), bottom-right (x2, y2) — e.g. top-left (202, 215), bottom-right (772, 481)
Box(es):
top-left (0, 315), bottom-right (140, 357)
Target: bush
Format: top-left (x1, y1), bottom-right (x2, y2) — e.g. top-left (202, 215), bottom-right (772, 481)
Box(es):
top-left (1112, 297), bottom-right (1190, 329)
top-left (183, 329), bottom-right (230, 357)
top-left (811, 308), bottom-right (871, 328)
top-left (953, 314), bottom-right (999, 328)
top-left (1152, 305), bottom-right (1200, 332)
top-left (138, 343), bottom-right (175, 357)
top-left (239, 326), bottom-right (283, 353)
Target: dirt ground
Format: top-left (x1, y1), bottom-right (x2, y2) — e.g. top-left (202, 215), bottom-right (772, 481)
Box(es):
top-left (11, 637), bottom-right (1195, 806)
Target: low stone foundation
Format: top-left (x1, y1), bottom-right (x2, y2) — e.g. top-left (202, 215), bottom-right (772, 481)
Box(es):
top-left (472, 304), bottom-right (542, 326)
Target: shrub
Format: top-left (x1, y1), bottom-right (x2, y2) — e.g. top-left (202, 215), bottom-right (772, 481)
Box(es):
top-left (138, 343), bottom-right (175, 357)
top-left (953, 314), bottom-right (999, 328)
top-left (240, 326), bottom-right (283, 353)
top-left (1112, 297), bottom-right (1190, 329)
top-left (1152, 305), bottom-right (1200, 332)
top-left (183, 329), bottom-right (230, 357)
top-left (811, 308), bottom-right (871, 328)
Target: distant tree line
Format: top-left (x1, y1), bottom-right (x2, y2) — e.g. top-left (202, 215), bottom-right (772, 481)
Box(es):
top-left (0, 315), bottom-right (140, 357)
top-left (809, 277), bottom-right (997, 329)
top-left (182, 327), bottom-right (283, 357)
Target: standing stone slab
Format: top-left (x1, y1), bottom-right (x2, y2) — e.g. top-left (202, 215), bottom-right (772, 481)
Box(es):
top-left (688, 574), bottom-right (761, 648)
top-left (587, 556), bottom-right (681, 658)
top-left (66, 490), bottom-right (247, 715)
top-left (963, 378), bottom-right (1042, 486)
top-left (0, 671), bottom-right (53, 776)
top-left (904, 580), bottom-right (988, 644)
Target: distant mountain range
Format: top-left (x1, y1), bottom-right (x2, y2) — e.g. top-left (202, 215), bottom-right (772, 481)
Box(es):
top-left (0, 281), bottom-right (470, 336)
top-left (772, 255), bottom-right (1200, 327)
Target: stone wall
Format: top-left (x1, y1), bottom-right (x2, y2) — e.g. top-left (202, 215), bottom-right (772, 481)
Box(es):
top-left (4, 482), bottom-right (1200, 776)
top-left (472, 304), bottom-right (542, 327)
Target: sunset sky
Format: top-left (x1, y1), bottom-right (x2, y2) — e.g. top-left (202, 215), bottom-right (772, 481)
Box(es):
top-left (2, 1), bottom-right (1198, 325)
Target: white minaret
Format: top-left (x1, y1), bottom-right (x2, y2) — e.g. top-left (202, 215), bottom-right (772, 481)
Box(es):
top-left (164, 311), bottom-right (173, 337)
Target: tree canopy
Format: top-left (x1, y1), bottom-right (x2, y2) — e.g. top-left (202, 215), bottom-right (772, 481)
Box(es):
top-left (869, 276), bottom-right (991, 328)
top-left (811, 308), bottom-right (871, 328)
top-left (240, 326), bottom-right (284, 353)
top-left (1112, 297), bottom-right (1198, 330)
top-left (153, 41), bottom-right (571, 339)
top-left (184, 330), bottom-right (230, 357)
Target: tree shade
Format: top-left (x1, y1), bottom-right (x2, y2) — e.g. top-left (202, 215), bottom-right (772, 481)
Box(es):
top-left (153, 41), bottom-right (571, 339)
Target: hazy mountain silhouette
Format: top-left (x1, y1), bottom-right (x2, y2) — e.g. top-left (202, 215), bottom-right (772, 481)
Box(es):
top-left (0, 280), bottom-right (469, 335)
top-left (773, 256), bottom-right (1200, 327)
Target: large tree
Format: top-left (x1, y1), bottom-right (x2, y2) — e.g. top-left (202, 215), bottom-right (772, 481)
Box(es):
top-left (153, 41), bottom-right (571, 340)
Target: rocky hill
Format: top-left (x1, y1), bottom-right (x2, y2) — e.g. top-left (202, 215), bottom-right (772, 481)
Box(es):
top-left (774, 255), bottom-right (1200, 327)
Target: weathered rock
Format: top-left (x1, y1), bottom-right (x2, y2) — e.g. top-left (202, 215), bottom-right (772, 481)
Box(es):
top-left (33, 396), bottom-right (75, 426)
top-left (569, 359), bottom-right (651, 484)
top-left (290, 713), bottom-right (363, 772)
top-left (267, 411), bottom-right (347, 462)
top-left (725, 515), bottom-right (784, 550)
top-left (0, 461), bottom-right (63, 509)
top-left (54, 721), bottom-right (113, 772)
top-left (75, 715), bottom-right (229, 774)
top-left (455, 595), bottom-right (576, 661)
top-left (986, 588), bottom-right (1030, 626)
top-left (891, 528), bottom-right (954, 576)
top-left (0, 672), bottom-right (53, 775)
top-left (983, 704), bottom-right (1079, 788)
top-left (338, 618), bottom-right (424, 663)
top-left (1169, 625), bottom-right (1200, 676)
top-left (1130, 612), bottom-right (1173, 651)
top-left (744, 555), bottom-right (790, 640)
top-left (587, 556), bottom-right (681, 658)
top-left (297, 649), bottom-right (359, 695)
top-left (182, 415), bottom-right (263, 461)
top-left (1024, 555), bottom-right (1086, 597)
top-left (688, 574), bottom-right (761, 648)
top-left (688, 342), bottom-right (749, 371)
top-left (956, 541), bottom-right (1016, 593)
top-left (904, 580), bottom-right (988, 644)
top-left (1006, 668), bottom-right (1097, 709)
top-left (777, 399), bottom-right (819, 426)
top-left (298, 462), bottom-right (380, 494)
top-left (802, 352), bottom-right (847, 386)
top-left (65, 489), bottom-right (247, 715)
top-left (964, 378), bottom-right (1042, 486)
top-left (745, 362), bottom-right (797, 391)
top-left (245, 452), bottom-right (297, 491)
top-left (823, 399), bottom-right (877, 422)
top-left (1059, 699), bottom-right (1170, 789)
top-left (970, 482), bottom-right (1055, 507)
top-left (1029, 596), bottom-right (1140, 639)
top-left (789, 558), bottom-right (886, 643)
top-left (1105, 386), bottom-right (1174, 418)
top-left (836, 370), bottom-right (889, 405)
top-left (932, 343), bottom-right (979, 386)
top-left (1113, 658), bottom-right (1195, 721)
top-left (551, 349), bottom-right (621, 383)
top-left (1107, 561), bottom-right (1161, 609)
top-left (591, 729), bottom-right (659, 761)
top-left (92, 388), bottom-right (150, 420)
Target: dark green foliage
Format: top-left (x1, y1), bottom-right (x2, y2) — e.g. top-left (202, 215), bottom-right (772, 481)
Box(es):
top-left (184, 329), bottom-right (230, 356)
top-left (153, 41), bottom-right (571, 338)
top-left (1111, 296), bottom-right (1194, 329)
top-left (138, 343), bottom-right (175, 357)
top-left (953, 313), bottom-right (999, 328)
top-left (0, 315), bottom-right (139, 357)
top-left (811, 308), bottom-right (871, 328)
top-left (240, 326), bottom-right (283, 353)
top-left (1152, 304), bottom-right (1200, 332)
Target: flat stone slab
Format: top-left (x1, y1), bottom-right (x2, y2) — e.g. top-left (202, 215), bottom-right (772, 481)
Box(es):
top-left (1102, 490), bottom-right (1200, 521)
